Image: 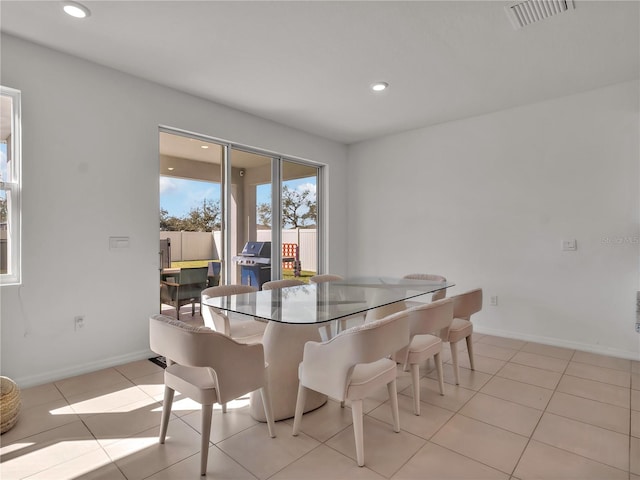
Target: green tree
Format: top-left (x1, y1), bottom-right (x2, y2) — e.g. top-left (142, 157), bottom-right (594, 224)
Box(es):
top-left (303, 201), bottom-right (317, 226)
top-left (282, 185), bottom-right (315, 228)
top-left (257, 202), bottom-right (272, 228)
top-left (160, 207), bottom-right (186, 231)
top-left (258, 185), bottom-right (316, 229)
top-left (184, 199), bottom-right (221, 231)
top-left (160, 199), bottom-right (221, 232)
top-left (0, 196), bottom-right (6, 224)
top-left (159, 208), bottom-right (171, 230)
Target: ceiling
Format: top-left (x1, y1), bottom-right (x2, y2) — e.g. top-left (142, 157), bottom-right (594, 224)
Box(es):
top-left (159, 131), bottom-right (271, 168)
top-left (1, 1), bottom-right (638, 144)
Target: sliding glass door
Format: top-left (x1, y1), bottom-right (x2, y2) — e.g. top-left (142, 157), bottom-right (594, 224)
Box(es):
top-left (281, 160), bottom-right (319, 277)
top-left (227, 147), bottom-right (273, 285)
top-left (159, 129), bottom-right (322, 291)
top-left (159, 132), bottom-right (223, 286)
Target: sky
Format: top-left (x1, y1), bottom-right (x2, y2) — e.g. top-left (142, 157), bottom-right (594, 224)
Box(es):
top-left (160, 175), bottom-right (316, 218)
top-left (160, 177), bottom-right (220, 217)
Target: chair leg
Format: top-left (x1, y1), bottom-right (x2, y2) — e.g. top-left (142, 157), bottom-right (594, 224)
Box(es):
top-left (175, 303), bottom-right (180, 320)
top-left (292, 383), bottom-right (307, 436)
top-left (466, 335), bottom-right (475, 370)
top-left (435, 352), bottom-right (445, 395)
top-left (394, 345), bottom-right (409, 370)
top-left (320, 324), bottom-right (332, 342)
top-left (200, 404), bottom-right (213, 476)
top-left (351, 399), bottom-right (365, 467)
top-left (260, 386), bottom-right (276, 438)
top-left (192, 301), bottom-right (196, 316)
top-left (339, 318), bottom-right (348, 332)
top-left (387, 379), bottom-right (400, 432)
top-left (450, 341), bottom-right (460, 385)
top-left (410, 363), bottom-right (421, 416)
top-left (159, 386), bottom-right (174, 443)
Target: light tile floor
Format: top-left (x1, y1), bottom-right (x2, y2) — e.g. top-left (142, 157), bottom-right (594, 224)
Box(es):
top-left (1, 332), bottom-right (639, 479)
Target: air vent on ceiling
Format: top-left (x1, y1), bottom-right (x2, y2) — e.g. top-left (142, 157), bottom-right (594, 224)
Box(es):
top-left (505, 0), bottom-right (575, 29)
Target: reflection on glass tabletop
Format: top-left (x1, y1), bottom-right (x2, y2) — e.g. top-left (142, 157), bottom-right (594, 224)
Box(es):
top-left (202, 276), bottom-right (454, 324)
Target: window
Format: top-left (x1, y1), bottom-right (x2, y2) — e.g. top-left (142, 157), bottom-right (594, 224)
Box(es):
top-left (159, 129), bottom-right (323, 286)
top-left (1, 86), bottom-right (22, 285)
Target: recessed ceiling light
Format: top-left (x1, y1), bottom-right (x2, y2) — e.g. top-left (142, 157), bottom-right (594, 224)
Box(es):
top-left (201, 145), bottom-right (209, 149)
top-left (371, 82), bottom-right (389, 92)
top-left (167, 167), bottom-right (174, 171)
top-left (63, 1), bottom-right (91, 18)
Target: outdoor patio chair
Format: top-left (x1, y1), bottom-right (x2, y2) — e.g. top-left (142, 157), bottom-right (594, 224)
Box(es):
top-left (160, 266), bottom-right (208, 320)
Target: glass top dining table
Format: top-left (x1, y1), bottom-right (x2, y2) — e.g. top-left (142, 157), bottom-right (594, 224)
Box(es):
top-left (202, 276), bottom-right (454, 324)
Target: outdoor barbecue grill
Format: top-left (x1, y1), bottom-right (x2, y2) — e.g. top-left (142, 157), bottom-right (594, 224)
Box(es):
top-left (232, 241), bottom-right (298, 289)
top-left (232, 241), bottom-right (273, 289)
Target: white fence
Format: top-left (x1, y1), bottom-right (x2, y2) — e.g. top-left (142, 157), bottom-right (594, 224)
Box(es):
top-left (160, 231), bottom-right (221, 262)
top-left (257, 229), bottom-right (317, 273)
top-left (160, 228), bottom-right (317, 272)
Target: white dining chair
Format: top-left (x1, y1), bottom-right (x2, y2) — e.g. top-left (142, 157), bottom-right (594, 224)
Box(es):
top-left (149, 314), bottom-right (275, 476)
top-left (308, 273), bottom-right (357, 334)
top-left (401, 298), bottom-right (454, 415)
top-left (292, 312), bottom-right (410, 467)
top-left (403, 273), bottom-right (447, 304)
top-left (448, 288), bottom-right (483, 385)
top-left (262, 279), bottom-right (305, 290)
top-left (309, 274), bottom-right (344, 283)
top-left (201, 284), bottom-right (266, 344)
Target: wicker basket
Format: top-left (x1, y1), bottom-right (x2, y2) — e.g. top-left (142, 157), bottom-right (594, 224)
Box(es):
top-left (0, 376), bottom-right (21, 434)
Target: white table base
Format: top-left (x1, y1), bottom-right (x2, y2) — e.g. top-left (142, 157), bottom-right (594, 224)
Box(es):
top-left (250, 321), bottom-right (327, 421)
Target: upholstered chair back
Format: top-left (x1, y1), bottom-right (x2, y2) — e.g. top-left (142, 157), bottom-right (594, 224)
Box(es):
top-left (452, 288), bottom-right (483, 321)
top-left (299, 311), bottom-right (409, 400)
top-left (149, 314), bottom-right (265, 404)
top-left (262, 279), bottom-right (305, 290)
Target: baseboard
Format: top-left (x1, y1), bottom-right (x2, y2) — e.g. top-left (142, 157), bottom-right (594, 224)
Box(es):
top-left (13, 349), bottom-right (156, 389)
top-left (11, 329), bottom-right (640, 388)
top-left (475, 327), bottom-right (640, 361)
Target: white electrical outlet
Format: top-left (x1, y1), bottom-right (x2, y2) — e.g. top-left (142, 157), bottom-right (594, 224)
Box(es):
top-left (562, 239), bottom-right (577, 251)
top-left (74, 316), bottom-right (85, 331)
top-left (490, 296), bottom-right (498, 306)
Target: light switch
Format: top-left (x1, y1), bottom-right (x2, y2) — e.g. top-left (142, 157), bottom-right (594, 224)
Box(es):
top-left (109, 236), bottom-right (130, 249)
top-left (561, 239), bottom-right (577, 251)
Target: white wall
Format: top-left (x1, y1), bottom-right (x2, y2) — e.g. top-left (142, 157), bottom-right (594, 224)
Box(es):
top-left (0, 34), bottom-right (348, 387)
top-left (348, 81), bottom-right (640, 359)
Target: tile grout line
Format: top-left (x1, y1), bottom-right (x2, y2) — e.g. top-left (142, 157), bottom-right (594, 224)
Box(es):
top-left (387, 344), bottom-right (636, 478)
top-left (408, 337), bottom-right (516, 475)
top-left (507, 348), bottom-right (634, 477)
top-left (506, 344), bottom-right (577, 478)
top-left (11, 337), bottom-right (638, 480)
top-left (405, 336), bottom-right (527, 477)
